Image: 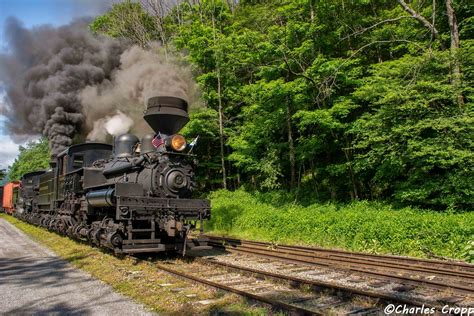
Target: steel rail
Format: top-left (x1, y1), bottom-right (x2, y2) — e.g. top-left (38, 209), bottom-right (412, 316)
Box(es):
top-left (193, 256), bottom-right (439, 309)
top-left (211, 244), bottom-right (474, 295)
top-left (206, 236), bottom-right (473, 270)
top-left (206, 237), bottom-right (474, 295)
top-left (155, 262), bottom-right (321, 315)
top-left (213, 241), bottom-right (474, 279)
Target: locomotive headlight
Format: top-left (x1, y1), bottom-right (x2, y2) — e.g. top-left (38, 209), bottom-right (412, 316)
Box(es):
top-left (170, 134), bottom-right (187, 152)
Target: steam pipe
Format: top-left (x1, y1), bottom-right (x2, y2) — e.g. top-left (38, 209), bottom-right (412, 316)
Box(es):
top-left (86, 188), bottom-right (116, 207)
top-left (102, 156), bottom-right (145, 177)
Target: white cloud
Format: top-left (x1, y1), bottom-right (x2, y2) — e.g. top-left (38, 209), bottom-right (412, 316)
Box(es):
top-left (0, 89), bottom-right (40, 172)
top-left (0, 78), bottom-right (19, 170)
top-left (0, 134), bottom-right (20, 170)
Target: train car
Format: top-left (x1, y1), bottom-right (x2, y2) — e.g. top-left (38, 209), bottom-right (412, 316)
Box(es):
top-left (2, 181), bottom-right (20, 215)
top-left (17, 170), bottom-right (46, 219)
top-left (17, 95), bottom-right (211, 255)
top-left (0, 185), bottom-right (3, 213)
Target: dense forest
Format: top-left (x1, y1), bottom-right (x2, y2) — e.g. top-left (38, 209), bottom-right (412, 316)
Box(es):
top-left (90, 0), bottom-right (473, 210)
top-left (7, 0), bottom-right (473, 210)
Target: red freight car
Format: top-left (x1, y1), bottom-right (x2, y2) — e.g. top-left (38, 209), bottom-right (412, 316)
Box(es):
top-left (2, 181), bottom-right (20, 215)
top-left (0, 185), bottom-right (3, 213)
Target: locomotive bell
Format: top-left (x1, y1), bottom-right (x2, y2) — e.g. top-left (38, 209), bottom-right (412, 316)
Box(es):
top-left (144, 96), bottom-right (189, 135)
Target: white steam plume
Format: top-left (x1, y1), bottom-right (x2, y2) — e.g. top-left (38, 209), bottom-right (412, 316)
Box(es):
top-left (82, 45), bottom-right (198, 140)
top-left (87, 111), bottom-right (134, 141)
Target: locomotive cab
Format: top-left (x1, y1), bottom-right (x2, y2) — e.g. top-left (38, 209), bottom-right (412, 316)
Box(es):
top-left (55, 143), bottom-right (113, 200)
top-left (56, 143), bottom-right (113, 174)
top-left (34, 144), bottom-right (112, 227)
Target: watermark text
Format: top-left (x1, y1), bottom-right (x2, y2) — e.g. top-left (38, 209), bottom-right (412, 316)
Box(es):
top-left (384, 304), bottom-right (474, 315)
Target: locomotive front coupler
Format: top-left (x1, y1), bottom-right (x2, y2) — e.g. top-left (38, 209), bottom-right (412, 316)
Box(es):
top-left (183, 220), bottom-right (212, 255)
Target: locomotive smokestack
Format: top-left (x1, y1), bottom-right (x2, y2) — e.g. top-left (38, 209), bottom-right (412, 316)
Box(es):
top-left (144, 96), bottom-right (189, 135)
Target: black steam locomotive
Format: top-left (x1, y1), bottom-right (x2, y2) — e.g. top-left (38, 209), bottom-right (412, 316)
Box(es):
top-left (16, 96), bottom-right (211, 254)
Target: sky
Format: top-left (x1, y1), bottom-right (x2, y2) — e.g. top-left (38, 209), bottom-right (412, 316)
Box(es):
top-left (0, 0), bottom-right (110, 171)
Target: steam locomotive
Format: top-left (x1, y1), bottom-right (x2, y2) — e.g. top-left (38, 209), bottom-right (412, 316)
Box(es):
top-left (2, 96), bottom-right (211, 254)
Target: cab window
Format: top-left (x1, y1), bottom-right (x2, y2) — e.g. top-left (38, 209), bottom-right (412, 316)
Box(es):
top-left (72, 154), bottom-right (84, 169)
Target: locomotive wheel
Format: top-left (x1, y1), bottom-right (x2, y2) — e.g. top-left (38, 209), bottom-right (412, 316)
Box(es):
top-left (107, 232), bottom-right (123, 248)
top-left (86, 227), bottom-right (96, 243)
top-left (66, 225), bottom-right (75, 237)
top-left (92, 228), bottom-right (102, 246)
top-left (74, 225), bottom-right (85, 239)
top-left (48, 219), bottom-right (56, 231)
top-left (57, 219), bottom-right (67, 234)
top-left (40, 216), bottom-right (48, 227)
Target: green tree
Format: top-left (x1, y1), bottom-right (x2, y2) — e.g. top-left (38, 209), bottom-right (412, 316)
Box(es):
top-left (181, 107), bottom-right (222, 191)
top-left (8, 138), bottom-right (50, 181)
top-left (90, 0), bottom-right (158, 47)
top-left (351, 52), bottom-right (473, 209)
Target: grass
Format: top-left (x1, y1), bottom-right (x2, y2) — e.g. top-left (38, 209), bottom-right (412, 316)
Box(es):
top-left (206, 189), bottom-right (474, 261)
top-left (1, 214), bottom-right (268, 315)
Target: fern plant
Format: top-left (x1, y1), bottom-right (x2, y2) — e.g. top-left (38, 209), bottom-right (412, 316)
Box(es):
top-left (463, 239), bottom-right (474, 263)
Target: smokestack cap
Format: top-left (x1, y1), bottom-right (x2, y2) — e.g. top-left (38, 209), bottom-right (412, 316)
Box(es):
top-left (144, 96), bottom-right (189, 135)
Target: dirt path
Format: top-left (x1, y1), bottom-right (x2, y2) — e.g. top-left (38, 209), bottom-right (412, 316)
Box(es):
top-left (0, 218), bottom-right (154, 315)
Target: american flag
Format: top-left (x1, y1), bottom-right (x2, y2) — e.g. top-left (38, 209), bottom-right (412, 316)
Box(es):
top-left (152, 134), bottom-right (165, 148)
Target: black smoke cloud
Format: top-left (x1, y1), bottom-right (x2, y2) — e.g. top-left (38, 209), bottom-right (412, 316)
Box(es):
top-left (0, 17), bottom-right (126, 155)
top-left (0, 17), bottom-right (198, 156)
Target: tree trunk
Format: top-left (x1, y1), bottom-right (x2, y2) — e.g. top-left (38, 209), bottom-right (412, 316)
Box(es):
top-left (207, 140), bottom-right (212, 190)
top-left (144, 0), bottom-right (169, 59)
top-left (446, 0), bottom-right (464, 106)
top-left (310, 160), bottom-right (319, 199)
top-left (212, 15), bottom-right (227, 189)
top-left (286, 99), bottom-right (296, 190)
top-left (342, 144), bottom-right (358, 200)
top-left (217, 69), bottom-right (227, 189)
top-left (397, 0), bottom-right (438, 38)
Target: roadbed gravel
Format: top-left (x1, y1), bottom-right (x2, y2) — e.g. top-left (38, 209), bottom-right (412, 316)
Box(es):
top-left (0, 218), bottom-right (154, 315)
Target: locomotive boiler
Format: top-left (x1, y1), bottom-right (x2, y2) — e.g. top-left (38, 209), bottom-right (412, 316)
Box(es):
top-left (13, 96), bottom-right (211, 255)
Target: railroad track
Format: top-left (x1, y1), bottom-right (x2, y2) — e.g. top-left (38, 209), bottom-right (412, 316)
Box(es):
top-left (156, 258), bottom-right (391, 315)
top-left (152, 234), bottom-right (473, 315)
top-left (196, 236), bottom-right (474, 308)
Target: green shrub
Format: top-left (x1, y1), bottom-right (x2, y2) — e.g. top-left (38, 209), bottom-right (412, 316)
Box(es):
top-left (464, 240), bottom-right (474, 263)
top-left (206, 189), bottom-right (474, 260)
